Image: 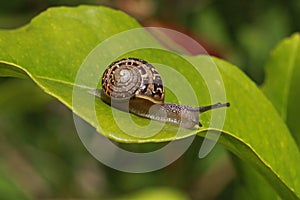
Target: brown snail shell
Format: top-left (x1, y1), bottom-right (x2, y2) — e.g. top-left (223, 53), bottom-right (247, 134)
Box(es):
top-left (101, 58), bottom-right (164, 104)
top-left (91, 58), bottom-right (230, 129)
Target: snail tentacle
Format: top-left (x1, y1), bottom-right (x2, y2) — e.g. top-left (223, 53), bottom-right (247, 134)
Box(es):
top-left (187, 102), bottom-right (230, 113)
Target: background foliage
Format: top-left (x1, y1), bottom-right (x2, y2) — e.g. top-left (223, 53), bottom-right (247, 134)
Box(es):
top-left (0, 0), bottom-right (299, 199)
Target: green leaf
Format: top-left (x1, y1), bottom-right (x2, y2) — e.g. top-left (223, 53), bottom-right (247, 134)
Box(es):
top-left (0, 62), bottom-right (28, 78)
top-left (262, 33), bottom-right (300, 145)
top-left (118, 187), bottom-right (190, 200)
top-left (206, 58), bottom-right (300, 199)
top-left (234, 33), bottom-right (300, 200)
top-left (0, 5), bottom-right (299, 199)
top-left (232, 158), bottom-right (280, 200)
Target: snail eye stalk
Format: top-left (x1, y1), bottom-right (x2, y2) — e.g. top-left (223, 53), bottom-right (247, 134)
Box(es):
top-left (197, 102), bottom-right (230, 113)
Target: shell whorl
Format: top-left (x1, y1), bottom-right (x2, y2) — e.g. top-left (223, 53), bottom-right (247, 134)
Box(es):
top-left (102, 58), bottom-right (164, 104)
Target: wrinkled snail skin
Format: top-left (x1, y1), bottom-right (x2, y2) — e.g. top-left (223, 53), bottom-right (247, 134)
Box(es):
top-left (97, 91), bottom-right (200, 128)
top-left (128, 98), bottom-right (201, 128)
top-left (92, 58), bottom-right (230, 129)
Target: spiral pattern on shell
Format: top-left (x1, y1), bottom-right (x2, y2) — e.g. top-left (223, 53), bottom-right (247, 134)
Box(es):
top-left (102, 58), bottom-right (164, 103)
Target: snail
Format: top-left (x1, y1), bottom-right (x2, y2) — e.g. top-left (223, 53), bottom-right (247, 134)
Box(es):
top-left (90, 58), bottom-right (230, 129)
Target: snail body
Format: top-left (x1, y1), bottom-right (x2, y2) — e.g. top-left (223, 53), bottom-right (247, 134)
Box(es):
top-left (91, 58), bottom-right (229, 129)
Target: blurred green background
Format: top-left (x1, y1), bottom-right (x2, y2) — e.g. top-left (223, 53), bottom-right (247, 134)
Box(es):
top-left (0, 0), bottom-right (299, 199)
